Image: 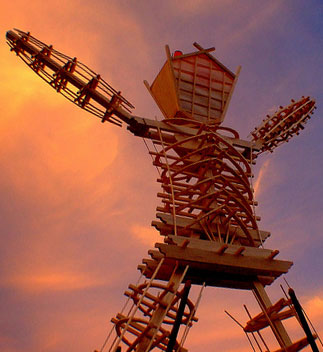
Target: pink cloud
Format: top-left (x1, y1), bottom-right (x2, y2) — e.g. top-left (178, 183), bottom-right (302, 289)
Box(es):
top-left (5, 272), bottom-right (106, 292)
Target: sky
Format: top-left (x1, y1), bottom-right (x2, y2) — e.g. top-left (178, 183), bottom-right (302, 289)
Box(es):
top-left (0, 1), bottom-right (323, 351)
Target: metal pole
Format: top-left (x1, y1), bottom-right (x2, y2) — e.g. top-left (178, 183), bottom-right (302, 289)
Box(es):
top-left (166, 281), bottom-right (192, 352)
top-left (288, 288), bottom-right (319, 352)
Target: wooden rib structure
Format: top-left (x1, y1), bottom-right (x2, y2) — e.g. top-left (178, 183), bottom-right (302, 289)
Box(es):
top-left (151, 122), bottom-right (258, 246)
top-left (6, 30), bottom-right (320, 352)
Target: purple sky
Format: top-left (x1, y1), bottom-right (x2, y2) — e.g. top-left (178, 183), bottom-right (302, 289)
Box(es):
top-left (0, 1), bottom-right (322, 351)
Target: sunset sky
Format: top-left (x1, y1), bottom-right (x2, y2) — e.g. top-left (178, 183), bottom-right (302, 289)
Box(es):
top-left (1, 1), bottom-right (323, 352)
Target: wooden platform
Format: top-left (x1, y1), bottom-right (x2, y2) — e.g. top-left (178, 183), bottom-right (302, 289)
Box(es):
top-left (138, 237), bottom-right (292, 290)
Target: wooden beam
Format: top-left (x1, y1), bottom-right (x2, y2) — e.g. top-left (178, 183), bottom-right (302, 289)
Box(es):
top-left (220, 65), bottom-right (241, 122)
top-left (155, 243), bottom-right (293, 278)
top-left (253, 281), bottom-right (293, 348)
top-left (128, 115), bottom-right (261, 152)
top-left (192, 42), bottom-right (236, 78)
top-left (138, 258), bottom-right (275, 289)
top-left (268, 336), bottom-right (317, 352)
top-left (153, 213), bottom-right (271, 244)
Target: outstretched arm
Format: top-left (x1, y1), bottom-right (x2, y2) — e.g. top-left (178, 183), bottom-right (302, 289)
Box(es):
top-left (6, 29), bottom-right (134, 127)
top-left (250, 96), bottom-right (316, 157)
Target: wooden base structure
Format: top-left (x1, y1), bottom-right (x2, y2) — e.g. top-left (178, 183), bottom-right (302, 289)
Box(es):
top-left (6, 30), bottom-right (320, 352)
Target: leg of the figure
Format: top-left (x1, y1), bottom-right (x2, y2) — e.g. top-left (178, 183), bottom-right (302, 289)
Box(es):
top-left (253, 281), bottom-right (292, 348)
top-left (135, 266), bottom-right (187, 352)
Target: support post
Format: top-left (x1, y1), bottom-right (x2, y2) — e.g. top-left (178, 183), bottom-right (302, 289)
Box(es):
top-left (288, 288), bottom-right (319, 352)
top-left (135, 266), bottom-right (187, 352)
top-left (166, 280), bottom-right (192, 352)
top-left (253, 281), bottom-right (292, 349)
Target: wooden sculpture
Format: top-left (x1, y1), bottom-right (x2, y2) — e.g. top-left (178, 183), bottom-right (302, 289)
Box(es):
top-left (6, 29), bottom-right (319, 352)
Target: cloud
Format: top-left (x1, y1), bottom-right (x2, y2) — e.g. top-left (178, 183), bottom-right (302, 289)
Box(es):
top-left (131, 224), bottom-right (161, 247)
top-left (169, 0), bottom-right (234, 17)
top-left (305, 294), bottom-right (323, 321)
top-left (4, 272), bottom-right (106, 293)
top-left (220, 2), bottom-right (286, 50)
top-left (253, 159), bottom-right (271, 198)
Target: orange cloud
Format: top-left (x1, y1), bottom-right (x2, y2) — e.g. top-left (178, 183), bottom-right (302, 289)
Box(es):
top-left (131, 224), bottom-right (161, 246)
top-left (253, 159), bottom-right (271, 197)
top-left (5, 272), bottom-right (106, 292)
top-left (306, 295), bottom-right (323, 318)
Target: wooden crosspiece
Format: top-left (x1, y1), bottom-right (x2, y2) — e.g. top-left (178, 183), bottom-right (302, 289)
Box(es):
top-left (6, 29), bottom-right (320, 352)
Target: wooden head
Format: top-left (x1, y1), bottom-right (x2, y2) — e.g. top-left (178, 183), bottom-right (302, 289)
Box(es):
top-left (145, 43), bottom-right (240, 126)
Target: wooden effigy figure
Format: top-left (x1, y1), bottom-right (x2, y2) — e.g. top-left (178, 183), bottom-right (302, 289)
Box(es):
top-left (6, 29), bottom-right (318, 352)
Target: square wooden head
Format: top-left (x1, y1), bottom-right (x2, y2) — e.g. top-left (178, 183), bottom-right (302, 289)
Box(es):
top-left (145, 43), bottom-right (240, 126)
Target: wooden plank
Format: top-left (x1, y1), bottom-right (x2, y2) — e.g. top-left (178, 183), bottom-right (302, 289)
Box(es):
top-left (207, 58), bottom-right (212, 123)
top-left (144, 80), bottom-right (168, 120)
top-left (192, 42), bottom-right (236, 78)
top-left (172, 48), bottom-right (215, 61)
top-left (155, 243), bottom-right (292, 278)
top-left (165, 44), bottom-right (181, 108)
top-left (165, 235), bottom-right (278, 259)
top-left (267, 336), bottom-right (317, 352)
top-left (170, 133), bottom-right (257, 164)
top-left (220, 65), bottom-right (241, 122)
top-left (129, 115), bottom-right (261, 152)
top-left (154, 213), bottom-right (270, 244)
top-left (253, 281), bottom-right (293, 348)
top-left (150, 60), bottom-right (179, 119)
top-left (138, 259), bottom-right (275, 289)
